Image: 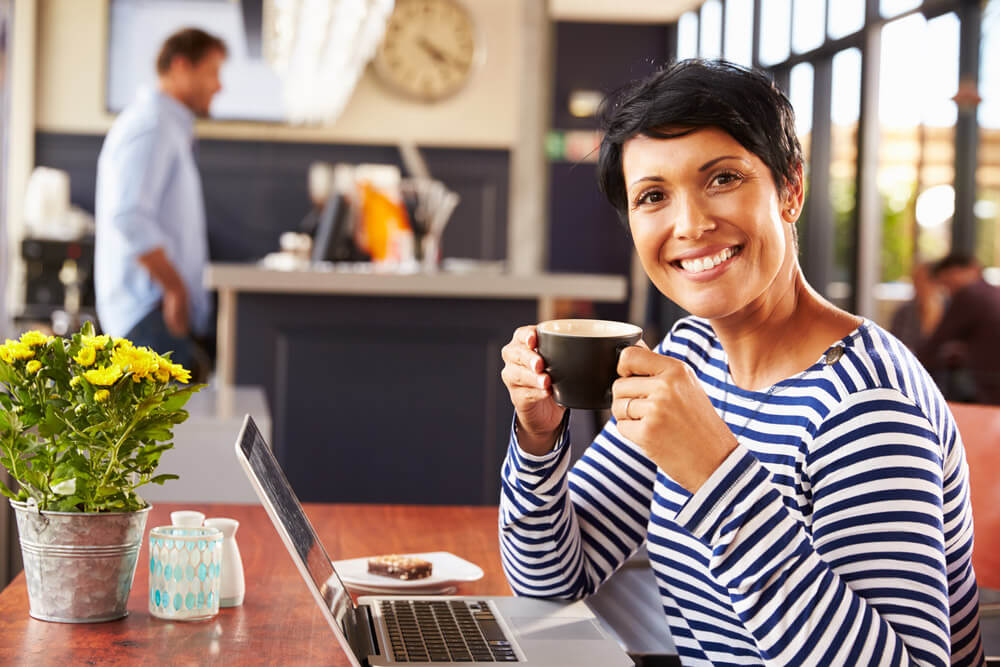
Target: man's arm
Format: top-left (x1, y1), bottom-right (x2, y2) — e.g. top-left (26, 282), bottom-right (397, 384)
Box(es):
top-left (137, 247), bottom-right (188, 337)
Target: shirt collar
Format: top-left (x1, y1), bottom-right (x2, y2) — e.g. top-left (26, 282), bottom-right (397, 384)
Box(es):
top-left (139, 84), bottom-right (195, 136)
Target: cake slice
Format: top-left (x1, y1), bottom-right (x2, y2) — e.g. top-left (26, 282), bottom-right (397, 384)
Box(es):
top-left (367, 554), bottom-right (433, 580)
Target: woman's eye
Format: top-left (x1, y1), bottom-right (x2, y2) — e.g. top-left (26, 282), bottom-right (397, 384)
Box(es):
top-left (635, 190), bottom-right (665, 207)
top-left (711, 171), bottom-right (742, 187)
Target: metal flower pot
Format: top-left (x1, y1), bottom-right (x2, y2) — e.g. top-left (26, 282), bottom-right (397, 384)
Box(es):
top-left (11, 500), bottom-right (151, 623)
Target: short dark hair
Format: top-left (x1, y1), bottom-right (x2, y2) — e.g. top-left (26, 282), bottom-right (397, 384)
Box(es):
top-left (932, 252), bottom-right (979, 276)
top-left (597, 59), bottom-right (804, 224)
top-left (156, 28), bottom-right (227, 75)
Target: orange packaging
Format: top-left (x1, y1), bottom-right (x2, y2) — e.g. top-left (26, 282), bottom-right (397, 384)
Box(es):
top-left (359, 182), bottom-right (411, 262)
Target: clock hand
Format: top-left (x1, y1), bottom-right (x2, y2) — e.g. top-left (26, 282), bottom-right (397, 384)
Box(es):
top-left (417, 37), bottom-right (466, 70)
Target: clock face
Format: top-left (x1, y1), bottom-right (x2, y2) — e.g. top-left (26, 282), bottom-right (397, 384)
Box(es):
top-left (372, 0), bottom-right (480, 102)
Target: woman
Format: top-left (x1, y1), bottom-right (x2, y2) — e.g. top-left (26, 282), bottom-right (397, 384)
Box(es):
top-left (499, 60), bottom-right (983, 666)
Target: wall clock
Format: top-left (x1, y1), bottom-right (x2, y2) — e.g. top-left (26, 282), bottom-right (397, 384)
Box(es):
top-left (372, 0), bottom-right (481, 103)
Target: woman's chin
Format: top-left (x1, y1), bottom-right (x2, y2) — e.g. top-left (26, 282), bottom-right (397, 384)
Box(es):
top-left (658, 287), bottom-right (743, 321)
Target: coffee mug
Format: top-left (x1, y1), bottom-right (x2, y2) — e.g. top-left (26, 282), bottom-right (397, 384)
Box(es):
top-left (536, 319), bottom-right (643, 410)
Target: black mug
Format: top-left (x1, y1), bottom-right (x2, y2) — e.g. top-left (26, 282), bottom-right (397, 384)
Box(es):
top-left (537, 319), bottom-right (643, 410)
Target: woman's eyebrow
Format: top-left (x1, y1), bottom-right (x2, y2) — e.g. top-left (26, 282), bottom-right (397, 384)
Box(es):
top-left (628, 175), bottom-right (665, 188)
top-left (698, 155), bottom-right (745, 171)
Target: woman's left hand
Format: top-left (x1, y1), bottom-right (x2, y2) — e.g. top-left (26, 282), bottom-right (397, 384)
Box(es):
top-left (612, 345), bottom-right (739, 493)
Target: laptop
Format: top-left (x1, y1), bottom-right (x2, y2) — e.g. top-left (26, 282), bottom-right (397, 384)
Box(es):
top-left (234, 414), bottom-right (634, 667)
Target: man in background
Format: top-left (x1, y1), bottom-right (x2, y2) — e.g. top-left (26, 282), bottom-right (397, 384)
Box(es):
top-left (95, 28), bottom-right (226, 375)
top-left (917, 253), bottom-right (1000, 404)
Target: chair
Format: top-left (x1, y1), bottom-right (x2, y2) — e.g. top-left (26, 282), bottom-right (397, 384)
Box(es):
top-left (948, 402), bottom-right (1000, 591)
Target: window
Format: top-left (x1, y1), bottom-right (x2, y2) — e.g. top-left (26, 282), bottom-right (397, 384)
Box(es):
top-left (724, 0), bottom-right (754, 66)
top-left (758, 0), bottom-right (792, 65)
top-left (677, 11), bottom-right (699, 60)
top-left (792, 0), bottom-right (825, 54)
top-left (828, 0), bottom-right (865, 39)
top-left (699, 0), bottom-right (722, 58)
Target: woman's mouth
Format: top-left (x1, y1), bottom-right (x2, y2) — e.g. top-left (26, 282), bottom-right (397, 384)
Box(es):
top-left (672, 246), bottom-right (743, 274)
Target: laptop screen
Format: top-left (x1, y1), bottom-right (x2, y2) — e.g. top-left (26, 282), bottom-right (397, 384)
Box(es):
top-left (237, 417), bottom-right (355, 630)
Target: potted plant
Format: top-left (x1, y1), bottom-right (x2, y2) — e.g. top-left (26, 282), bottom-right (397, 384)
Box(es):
top-left (0, 323), bottom-right (201, 622)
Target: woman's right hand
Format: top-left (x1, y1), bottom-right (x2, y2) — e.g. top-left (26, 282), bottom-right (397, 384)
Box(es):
top-left (500, 326), bottom-right (566, 455)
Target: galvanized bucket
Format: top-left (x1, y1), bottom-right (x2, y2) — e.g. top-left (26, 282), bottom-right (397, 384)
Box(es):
top-left (11, 500), bottom-right (151, 623)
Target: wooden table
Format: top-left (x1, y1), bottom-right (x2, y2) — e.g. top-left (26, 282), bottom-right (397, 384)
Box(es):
top-left (0, 503), bottom-right (510, 665)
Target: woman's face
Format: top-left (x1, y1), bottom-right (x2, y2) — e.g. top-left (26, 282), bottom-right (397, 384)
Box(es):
top-left (623, 126), bottom-right (800, 321)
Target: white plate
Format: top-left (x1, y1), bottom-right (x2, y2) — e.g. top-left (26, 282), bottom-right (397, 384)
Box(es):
top-left (333, 551), bottom-right (484, 592)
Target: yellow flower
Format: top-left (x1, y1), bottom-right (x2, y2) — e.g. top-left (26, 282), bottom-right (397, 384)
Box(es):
top-left (1, 340), bottom-right (35, 361)
top-left (74, 345), bottom-right (97, 367)
top-left (70, 376), bottom-right (82, 387)
top-left (26, 360), bottom-right (42, 374)
top-left (19, 331), bottom-right (53, 347)
top-left (83, 364), bottom-right (123, 386)
top-left (113, 345), bottom-right (159, 381)
top-left (81, 334), bottom-right (110, 350)
top-left (153, 355), bottom-right (172, 383)
top-left (169, 363), bottom-right (191, 384)
top-left (94, 389), bottom-right (110, 402)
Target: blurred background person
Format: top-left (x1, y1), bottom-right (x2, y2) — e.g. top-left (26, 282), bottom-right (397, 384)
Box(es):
top-left (94, 27), bottom-right (226, 376)
top-left (889, 261), bottom-right (944, 351)
top-left (917, 252), bottom-right (1000, 404)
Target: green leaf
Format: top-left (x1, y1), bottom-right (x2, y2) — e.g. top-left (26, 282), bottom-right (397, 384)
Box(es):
top-left (49, 334), bottom-right (68, 363)
top-left (81, 321), bottom-right (96, 338)
top-left (37, 406), bottom-right (66, 438)
top-left (148, 473), bottom-right (178, 485)
top-left (0, 476), bottom-right (19, 500)
top-left (46, 398), bottom-right (71, 410)
top-left (50, 478), bottom-right (77, 495)
top-left (162, 385), bottom-right (202, 412)
top-left (96, 485), bottom-right (120, 498)
top-left (53, 495), bottom-right (83, 512)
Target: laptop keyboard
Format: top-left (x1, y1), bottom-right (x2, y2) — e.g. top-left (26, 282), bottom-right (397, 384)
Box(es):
top-left (379, 599), bottom-right (519, 663)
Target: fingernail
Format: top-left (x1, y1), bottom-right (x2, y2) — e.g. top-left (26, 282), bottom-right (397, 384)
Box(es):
top-left (537, 376), bottom-right (546, 388)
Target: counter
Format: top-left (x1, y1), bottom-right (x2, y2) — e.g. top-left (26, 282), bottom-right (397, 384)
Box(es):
top-left (204, 262), bottom-right (628, 505)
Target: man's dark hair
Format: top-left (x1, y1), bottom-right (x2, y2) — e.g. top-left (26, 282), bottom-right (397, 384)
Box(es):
top-left (156, 28), bottom-right (227, 75)
top-left (932, 252), bottom-right (980, 276)
top-left (597, 59), bottom-right (804, 224)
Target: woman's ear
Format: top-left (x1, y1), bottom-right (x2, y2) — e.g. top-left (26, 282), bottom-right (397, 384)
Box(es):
top-left (781, 162), bottom-right (806, 223)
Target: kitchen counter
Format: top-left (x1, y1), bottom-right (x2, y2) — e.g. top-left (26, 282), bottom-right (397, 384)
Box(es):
top-left (203, 262), bottom-right (629, 505)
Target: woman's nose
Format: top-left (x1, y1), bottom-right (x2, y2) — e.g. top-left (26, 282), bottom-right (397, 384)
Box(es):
top-left (673, 198), bottom-right (715, 240)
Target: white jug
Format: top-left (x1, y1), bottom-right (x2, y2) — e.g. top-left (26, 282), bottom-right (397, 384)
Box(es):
top-left (204, 517), bottom-right (245, 607)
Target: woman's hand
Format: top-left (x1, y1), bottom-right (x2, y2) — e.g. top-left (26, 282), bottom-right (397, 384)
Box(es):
top-left (612, 346), bottom-right (738, 492)
top-left (500, 326), bottom-right (566, 456)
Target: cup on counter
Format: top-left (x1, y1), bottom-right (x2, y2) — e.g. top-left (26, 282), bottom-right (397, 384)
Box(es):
top-left (170, 510), bottom-right (205, 528)
top-left (148, 525), bottom-right (223, 621)
top-left (536, 319), bottom-right (643, 410)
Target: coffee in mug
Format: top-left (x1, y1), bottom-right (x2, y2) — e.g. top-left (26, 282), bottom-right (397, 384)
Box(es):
top-left (536, 319), bottom-right (643, 410)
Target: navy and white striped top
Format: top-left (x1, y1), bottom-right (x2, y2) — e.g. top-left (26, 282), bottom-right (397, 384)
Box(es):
top-left (500, 317), bottom-right (984, 666)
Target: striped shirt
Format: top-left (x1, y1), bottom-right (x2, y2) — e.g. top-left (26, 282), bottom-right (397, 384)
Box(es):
top-left (500, 317), bottom-right (984, 666)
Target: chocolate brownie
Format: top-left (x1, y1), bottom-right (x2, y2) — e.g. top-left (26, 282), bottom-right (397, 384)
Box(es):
top-left (367, 554), bottom-right (433, 580)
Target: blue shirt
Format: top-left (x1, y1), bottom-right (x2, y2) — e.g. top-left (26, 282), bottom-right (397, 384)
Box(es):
top-left (501, 317), bottom-right (983, 666)
top-left (95, 86), bottom-right (211, 338)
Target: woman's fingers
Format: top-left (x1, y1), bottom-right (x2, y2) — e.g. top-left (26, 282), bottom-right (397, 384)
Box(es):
top-left (612, 395), bottom-right (645, 422)
top-left (501, 363), bottom-right (548, 390)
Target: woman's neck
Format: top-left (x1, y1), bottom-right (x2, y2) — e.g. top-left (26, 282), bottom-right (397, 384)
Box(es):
top-left (711, 269), bottom-right (860, 391)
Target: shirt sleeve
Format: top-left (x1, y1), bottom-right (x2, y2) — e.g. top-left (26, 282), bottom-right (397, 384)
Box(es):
top-left (499, 408), bottom-right (659, 600)
top-left (673, 387), bottom-right (954, 666)
top-left (100, 124), bottom-right (174, 258)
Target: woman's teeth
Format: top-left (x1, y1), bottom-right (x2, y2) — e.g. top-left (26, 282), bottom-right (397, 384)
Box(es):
top-left (678, 247), bottom-right (739, 273)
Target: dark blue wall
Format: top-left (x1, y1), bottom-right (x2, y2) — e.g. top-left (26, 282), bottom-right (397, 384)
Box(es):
top-left (34, 132), bottom-right (509, 265)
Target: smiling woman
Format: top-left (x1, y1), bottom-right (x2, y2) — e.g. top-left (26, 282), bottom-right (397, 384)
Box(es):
top-left (497, 59), bottom-right (985, 665)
